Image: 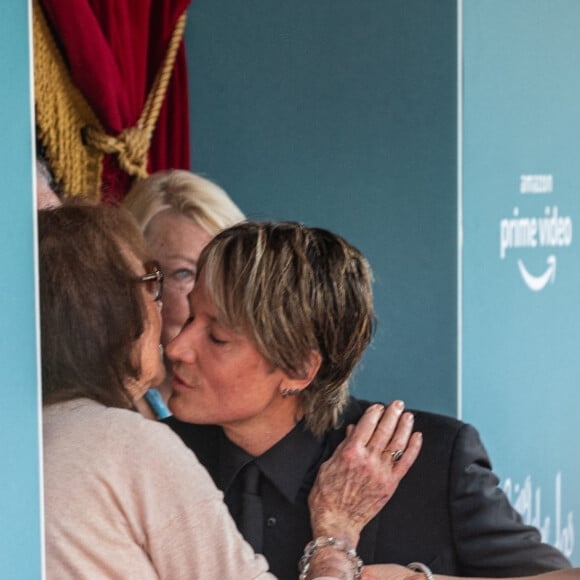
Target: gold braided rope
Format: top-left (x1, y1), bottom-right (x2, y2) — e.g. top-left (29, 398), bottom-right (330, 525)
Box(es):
top-left (83, 10), bottom-right (188, 180)
top-left (33, 0), bottom-right (104, 199)
top-left (34, 1), bottom-right (188, 199)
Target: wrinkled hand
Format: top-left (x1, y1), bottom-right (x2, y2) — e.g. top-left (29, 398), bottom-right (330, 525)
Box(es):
top-left (361, 564), bottom-right (416, 580)
top-left (308, 401), bottom-right (422, 547)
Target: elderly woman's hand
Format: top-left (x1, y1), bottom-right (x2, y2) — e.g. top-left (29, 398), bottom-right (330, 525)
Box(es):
top-left (308, 401), bottom-right (422, 548)
top-left (361, 563), bottom-right (418, 580)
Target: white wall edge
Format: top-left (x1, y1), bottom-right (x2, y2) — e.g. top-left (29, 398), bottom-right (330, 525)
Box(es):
top-left (29, 0), bottom-right (46, 575)
top-left (456, 0), bottom-right (464, 421)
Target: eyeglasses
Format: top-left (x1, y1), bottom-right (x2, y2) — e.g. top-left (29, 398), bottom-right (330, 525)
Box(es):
top-left (136, 261), bottom-right (164, 302)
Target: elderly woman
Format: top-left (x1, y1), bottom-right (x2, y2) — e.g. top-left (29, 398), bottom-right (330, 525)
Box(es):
top-left (164, 221), bottom-right (570, 579)
top-left (39, 205), bottom-right (421, 580)
top-left (122, 169), bottom-right (245, 418)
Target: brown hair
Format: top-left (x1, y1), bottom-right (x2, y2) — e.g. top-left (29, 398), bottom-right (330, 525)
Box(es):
top-left (198, 221), bottom-right (375, 436)
top-left (38, 204), bottom-right (150, 407)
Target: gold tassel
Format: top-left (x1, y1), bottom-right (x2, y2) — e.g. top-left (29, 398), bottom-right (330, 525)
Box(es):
top-left (33, 1), bottom-right (188, 199)
top-left (33, 0), bottom-right (103, 200)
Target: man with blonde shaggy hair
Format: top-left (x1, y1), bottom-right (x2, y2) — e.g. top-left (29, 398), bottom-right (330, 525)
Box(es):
top-left (165, 221), bottom-right (569, 580)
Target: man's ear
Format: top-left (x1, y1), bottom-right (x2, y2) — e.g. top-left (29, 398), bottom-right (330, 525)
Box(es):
top-left (280, 350), bottom-right (322, 396)
top-left (302, 350), bottom-right (322, 385)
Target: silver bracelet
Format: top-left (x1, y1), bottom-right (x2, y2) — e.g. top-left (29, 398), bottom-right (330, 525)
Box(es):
top-left (407, 562), bottom-right (434, 580)
top-left (298, 536), bottom-right (363, 580)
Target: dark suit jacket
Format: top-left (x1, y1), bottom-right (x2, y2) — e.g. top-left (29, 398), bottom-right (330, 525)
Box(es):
top-left (166, 397), bottom-right (570, 578)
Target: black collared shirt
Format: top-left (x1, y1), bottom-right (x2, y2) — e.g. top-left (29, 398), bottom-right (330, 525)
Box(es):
top-left (165, 416), bottom-right (330, 580)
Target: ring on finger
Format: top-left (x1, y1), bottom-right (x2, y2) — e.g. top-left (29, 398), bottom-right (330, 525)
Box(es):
top-left (386, 449), bottom-right (404, 463)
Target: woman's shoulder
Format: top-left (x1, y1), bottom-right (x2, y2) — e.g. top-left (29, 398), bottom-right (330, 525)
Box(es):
top-left (43, 398), bottom-right (198, 461)
top-left (44, 397), bottom-right (162, 435)
top-left (44, 398), bottom-right (219, 496)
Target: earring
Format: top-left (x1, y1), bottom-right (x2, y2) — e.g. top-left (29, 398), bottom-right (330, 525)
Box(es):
top-left (282, 387), bottom-right (301, 397)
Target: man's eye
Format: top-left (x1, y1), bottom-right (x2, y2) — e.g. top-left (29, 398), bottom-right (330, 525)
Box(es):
top-left (209, 334), bottom-right (227, 345)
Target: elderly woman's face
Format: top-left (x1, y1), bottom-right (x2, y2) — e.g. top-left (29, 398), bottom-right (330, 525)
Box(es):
top-left (165, 282), bottom-right (301, 439)
top-left (124, 251), bottom-right (166, 402)
top-left (145, 210), bottom-right (213, 346)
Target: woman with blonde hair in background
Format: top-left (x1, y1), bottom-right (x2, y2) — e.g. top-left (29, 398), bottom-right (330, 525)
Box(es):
top-left (122, 169), bottom-right (245, 418)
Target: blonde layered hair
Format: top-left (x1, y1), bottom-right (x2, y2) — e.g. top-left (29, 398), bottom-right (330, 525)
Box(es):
top-left (197, 221), bottom-right (375, 436)
top-left (122, 169), bottom-right (245, 236)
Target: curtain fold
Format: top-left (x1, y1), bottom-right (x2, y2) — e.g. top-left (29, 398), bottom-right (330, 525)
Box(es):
top-left (37, 0), bottom-right (191, 204)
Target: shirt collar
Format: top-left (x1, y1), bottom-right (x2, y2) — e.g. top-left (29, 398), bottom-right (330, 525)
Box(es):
top-left (218, 420), bottom-right (325, 503)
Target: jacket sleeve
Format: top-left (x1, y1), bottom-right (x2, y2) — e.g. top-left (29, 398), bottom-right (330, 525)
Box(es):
top-left (449, 423), bottom-right (571, 576)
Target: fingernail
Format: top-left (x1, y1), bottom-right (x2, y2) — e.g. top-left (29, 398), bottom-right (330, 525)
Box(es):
top-left (394, 400), bottom-right (405, 411)
top-left (367, 403), bottom-right (384, 414)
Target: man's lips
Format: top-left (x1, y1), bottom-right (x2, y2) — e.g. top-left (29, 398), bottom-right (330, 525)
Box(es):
top-left (171, 368), bottom-right (199, 391)
top-left (171, 369), bottom-right (191, 390)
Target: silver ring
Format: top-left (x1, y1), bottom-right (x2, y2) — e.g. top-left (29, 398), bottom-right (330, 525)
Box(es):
top-left (388, 449), bottom-right (404, 463)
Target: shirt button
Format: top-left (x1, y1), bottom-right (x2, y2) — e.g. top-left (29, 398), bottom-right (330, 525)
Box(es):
top-left (266, 516), bottom-right (277, 527)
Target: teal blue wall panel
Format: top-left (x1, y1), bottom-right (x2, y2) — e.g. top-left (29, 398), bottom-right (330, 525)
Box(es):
top-left (185, 1), bottom-right (458, 415)
top-left (0, 1), bottom-right (42, 577)
top-left (463, 0), bottom-right (580, 563)
top-left (7, 0), bottom-right (578, 572)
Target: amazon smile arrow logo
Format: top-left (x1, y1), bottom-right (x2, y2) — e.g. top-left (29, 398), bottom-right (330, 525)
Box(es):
top-left (499, 203), bottom-right (573, 292)
top-left (517, 255), bottom-right (556, 292)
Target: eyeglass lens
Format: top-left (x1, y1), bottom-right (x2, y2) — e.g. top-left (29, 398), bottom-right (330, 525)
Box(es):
top-left (141, 262), bottom-right (163, 301)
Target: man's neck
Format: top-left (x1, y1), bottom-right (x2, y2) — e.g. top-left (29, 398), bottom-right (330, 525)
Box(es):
top-left (222, 401), bottom-right (304, 457)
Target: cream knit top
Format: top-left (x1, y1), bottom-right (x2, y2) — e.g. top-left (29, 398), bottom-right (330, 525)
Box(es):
top-left (43, 398), bottom-right (275, 579)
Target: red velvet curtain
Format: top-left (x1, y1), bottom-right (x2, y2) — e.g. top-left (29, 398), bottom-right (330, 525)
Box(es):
top-left (39, 0), bottom-right (191, 204)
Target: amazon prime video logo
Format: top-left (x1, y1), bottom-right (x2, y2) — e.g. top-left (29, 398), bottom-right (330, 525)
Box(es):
top-left (498, 175), bottom-right (574, 292)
